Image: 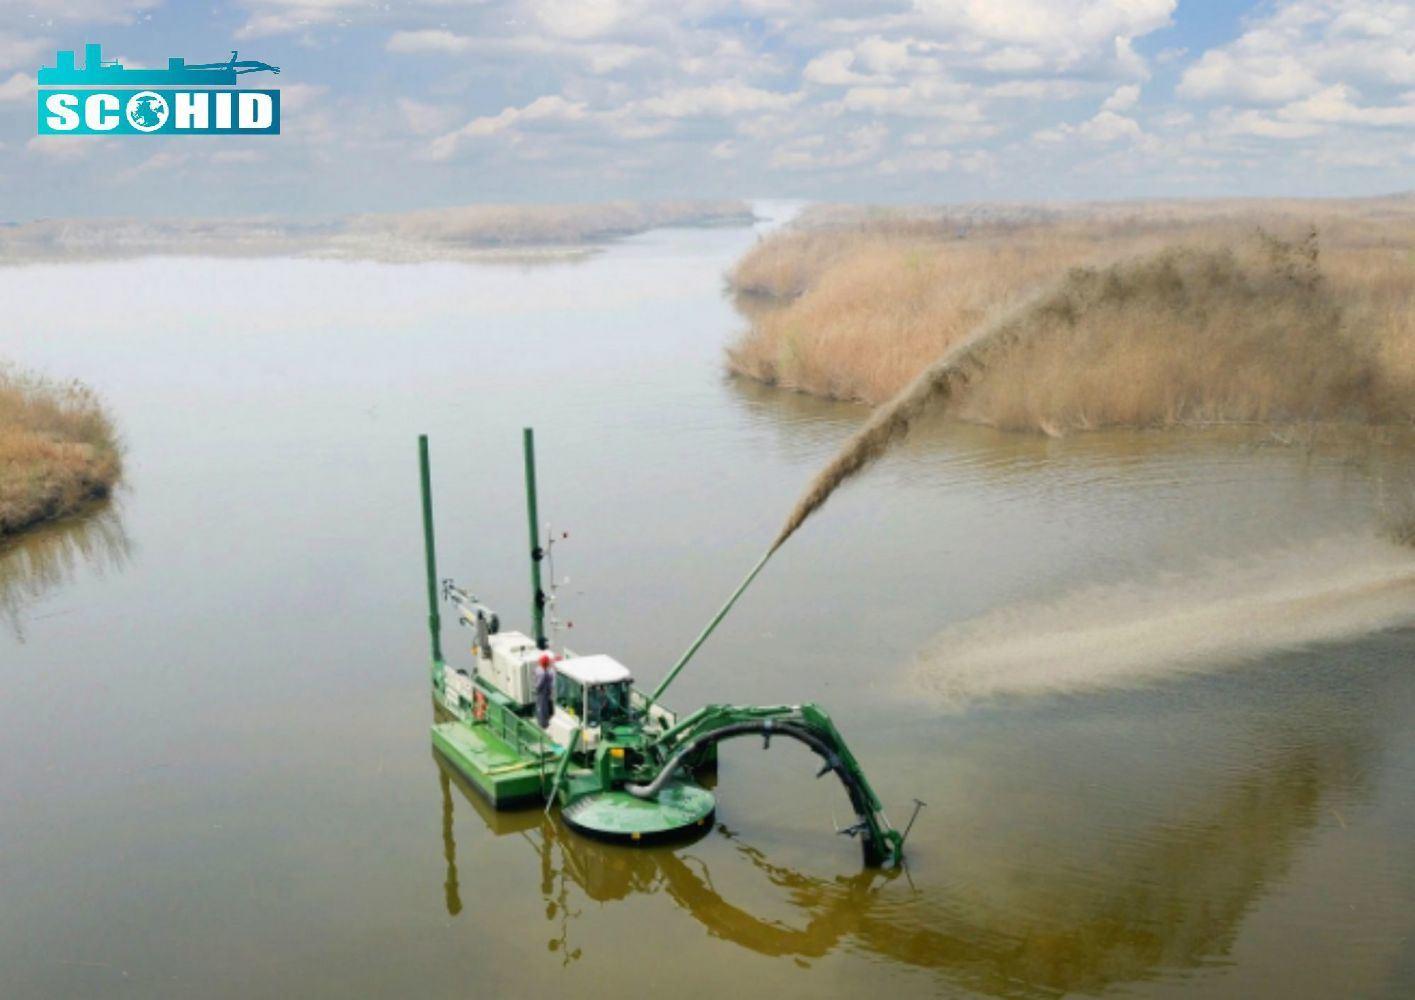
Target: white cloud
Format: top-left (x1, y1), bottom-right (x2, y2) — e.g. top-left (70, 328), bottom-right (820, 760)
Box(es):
top-left (1113, 36), bottom-right (1149, 80)
top-left (212, 0), bottom-right (1181, 194)
top-left (388, 29), bottom-right (647, 74)
top-left (234, 0), bottom-right (350, 39)
top-left (8, 0), bottom-right (1412, 211)
top-left (361, 0), bottom-right (1174, 184)
top-left (0, 32), bottom-right (49, 73)
top-left (911, 0), bottom-right (1174, 48)
top-left (1180, 47), bottom-right (1319, 104)
top-left (1171, 0), bottom-right (1415, 161)
top-left (1103, 84), bottom-right (1140, 112)
top-left (980, 46), bottom-right (1046, 74)
top-left (237, 12), bottom-right (333, 39)
top-left (1313, 146), bottom-right (1388, 168)
top-left (735, 114), bottom-right (795, 140)
top-left (25, 136), bottom-right (108, 160)
top-left (387, 30), bottom-right (475, 55)
top-left (279, 83), bottom-right (328, 113)
top-left (879, 148), bottom-right (955, 173)
top-left (632, 82), bottom-right (800, 118)
top-left (1211, 108), bottom-right (1322, 140)
top-left (910, 0), bottom-right (1174, 74)
top-left (0, 71), bottom-right (30, 102)
top-left (530, 0), bottom-right (640, 40)
top-left (770, 123), bottom-right (887, 171)
top-left (398, 98), bottom-right (458, 135)
top-left (879, 146), bottom-right (994, 175)
top-left (804, 36), bottom-right (942, 86)
top-left (803, 49), bottom-right (873, 86)
top-left (985, 79), bottom-right (1084, 100)
top-left (853, 36), bottom-right (926, 77)
top-left (838, 77), bottom-right (979, 119)
top-left (210, 149), bottom-right (266, 165)
top-left (115, 151), bottom-right (191, 183)
top-left (1034, 99), bottom-right (1151, 147)
top-left (2, 1), bottom-right (158, 24)
top-left (470, 95), bottom-right (586, 134)
top-left (1179, 0), bottom-right (1415, 104)
top-left (429, 94), bottom-right (588, 159)
top-left (1078, 110), bottom-right (1145, 143)
top-left (901, 121), bottom-right (999, 145)
top-left (1280, 83), bottom-right (1415, 127)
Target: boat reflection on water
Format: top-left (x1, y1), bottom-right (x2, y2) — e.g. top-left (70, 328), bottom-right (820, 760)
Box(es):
top-left (432, 632), bottom-right (1398, 997)
top-left (434, 752), bottom-right (915, 967)
top-left (0, 502), bottom-right (130, 638)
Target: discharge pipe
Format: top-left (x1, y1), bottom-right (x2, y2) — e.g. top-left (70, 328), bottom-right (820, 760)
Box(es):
top-left (648, 543), bottom-right (777, 705)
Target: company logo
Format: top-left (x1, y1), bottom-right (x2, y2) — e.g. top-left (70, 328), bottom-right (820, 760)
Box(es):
top-left (37, 43), bottom-right (280, 136)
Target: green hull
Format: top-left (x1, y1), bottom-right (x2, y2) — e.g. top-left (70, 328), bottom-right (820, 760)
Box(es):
top-left (430, 720), bottom-right (549, 809)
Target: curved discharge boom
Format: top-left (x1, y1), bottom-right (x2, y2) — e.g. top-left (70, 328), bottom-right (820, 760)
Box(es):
top-left (626, 704), bottom-right (905, 867)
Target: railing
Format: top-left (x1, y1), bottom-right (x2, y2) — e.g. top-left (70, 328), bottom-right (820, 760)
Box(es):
top-left (485, 698), bottom-right (556, 762)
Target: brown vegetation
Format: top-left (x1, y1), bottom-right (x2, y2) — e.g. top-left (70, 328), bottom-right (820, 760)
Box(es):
top-left (727, 197), bottom-right (1415, 434)
top-left (0, 368), bottom-right (121, 537)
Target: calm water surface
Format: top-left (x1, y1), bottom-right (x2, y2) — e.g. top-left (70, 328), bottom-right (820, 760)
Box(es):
top-left (1, 211), bottom-right (1413, 998)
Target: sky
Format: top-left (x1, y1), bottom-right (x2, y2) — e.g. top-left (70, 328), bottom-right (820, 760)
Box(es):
top-left (1, 0), bottom-right (1413, 218)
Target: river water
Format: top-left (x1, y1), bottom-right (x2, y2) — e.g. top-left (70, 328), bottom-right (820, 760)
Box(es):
top-left (2, 208), bottom-right (1413, 998)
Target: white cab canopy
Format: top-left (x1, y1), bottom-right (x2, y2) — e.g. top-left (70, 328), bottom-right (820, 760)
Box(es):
top-left (557, 654), bottom-right (632, 686)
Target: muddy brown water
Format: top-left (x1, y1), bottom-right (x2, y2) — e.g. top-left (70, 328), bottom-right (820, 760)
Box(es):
top-left (2, 210), bottom-right (1413, 998)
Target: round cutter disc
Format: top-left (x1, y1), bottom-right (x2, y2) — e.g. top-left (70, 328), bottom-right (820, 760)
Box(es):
top-left (560, 780), bottom-right (715, 843)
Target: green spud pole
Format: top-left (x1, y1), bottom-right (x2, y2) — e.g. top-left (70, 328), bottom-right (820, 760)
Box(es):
top-left (524, 427), bottom-right (548, 649)
top-left (419, 434), bottom-right (443, 665)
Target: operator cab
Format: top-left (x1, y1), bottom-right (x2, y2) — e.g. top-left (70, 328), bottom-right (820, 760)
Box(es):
top-left (548, 654), bottom-right (633, 751)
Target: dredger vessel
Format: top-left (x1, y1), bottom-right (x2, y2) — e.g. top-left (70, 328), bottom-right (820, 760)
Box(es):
top-left (419, 430), bottom-right (910, 866)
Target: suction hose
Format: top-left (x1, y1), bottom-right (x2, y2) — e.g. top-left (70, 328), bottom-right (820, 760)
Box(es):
top-left (625, 720), bottom-right (888, 864)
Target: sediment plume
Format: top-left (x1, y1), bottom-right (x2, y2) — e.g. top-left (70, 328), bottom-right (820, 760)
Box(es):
top-left (909, 535), bottom-right (1415, 705)
top-left (772, 361), bottom-right (962, 551)
top-left (769, 281), bottom-right (1042, 549)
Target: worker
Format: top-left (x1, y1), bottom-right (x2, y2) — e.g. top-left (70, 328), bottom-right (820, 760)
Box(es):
top-left (534, 653), bottom-right (555, 729)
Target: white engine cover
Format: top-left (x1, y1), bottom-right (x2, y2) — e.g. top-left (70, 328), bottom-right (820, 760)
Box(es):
top-left (476, 630), bottom-right (544, 705)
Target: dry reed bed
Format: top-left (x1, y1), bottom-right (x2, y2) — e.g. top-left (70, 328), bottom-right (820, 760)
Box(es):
top-left (0, 368), bottom-right (121, 536)
top-left (727, 198), bottom-right (1415, 433)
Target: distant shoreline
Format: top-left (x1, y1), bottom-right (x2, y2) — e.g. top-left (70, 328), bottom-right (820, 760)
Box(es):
top-left (0, 199), bottom-right (756, 266)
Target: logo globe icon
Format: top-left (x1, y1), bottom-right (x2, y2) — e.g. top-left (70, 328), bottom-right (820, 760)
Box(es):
top-left (126, 91), bottom-right (170, 132)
